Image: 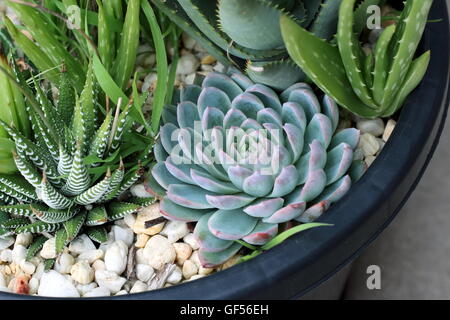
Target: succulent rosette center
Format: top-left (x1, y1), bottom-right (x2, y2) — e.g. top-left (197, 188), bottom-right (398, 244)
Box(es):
top-left (147, 71), bottom-right (365, 267)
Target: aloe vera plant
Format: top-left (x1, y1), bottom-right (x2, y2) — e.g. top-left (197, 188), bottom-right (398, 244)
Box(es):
top-left (281, 0), bottom-right (433, 118)
top-left (0, 51), bottom-right (30, 174)
top-left (6, 0), bottom-right (141, 93)
top-left (146, 70), bottom-right (366, 267)
top-left (151, 0), bottom-right (345, 91)
top-left (0, 64), bottom-right (155, 255)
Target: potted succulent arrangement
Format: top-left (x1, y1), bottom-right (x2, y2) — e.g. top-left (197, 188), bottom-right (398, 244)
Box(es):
top-left (0, 0), bottom-right (447, 299)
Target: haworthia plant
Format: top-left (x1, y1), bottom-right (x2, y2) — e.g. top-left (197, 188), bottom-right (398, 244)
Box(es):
top-left (145, 70), bottom-right (366, 267)
top-left (0, 64), bottom-right (156, 257)
top-left (150, 0), bottom-right (345, 90)
top-left (281, 0), bottom-right (433, 118)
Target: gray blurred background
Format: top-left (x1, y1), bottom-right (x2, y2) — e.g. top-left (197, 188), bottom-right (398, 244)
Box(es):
top-left (338, 0), bottom-right (450, 300)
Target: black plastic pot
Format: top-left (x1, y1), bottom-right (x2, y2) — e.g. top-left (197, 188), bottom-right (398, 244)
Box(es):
top-left (1, 0), bottom-right (449, 300)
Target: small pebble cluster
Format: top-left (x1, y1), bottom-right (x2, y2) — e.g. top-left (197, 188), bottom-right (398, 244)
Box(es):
top-left (0, 32), bottom-right (397, 297)
top-left (0, 192), bottom-right (240, 297)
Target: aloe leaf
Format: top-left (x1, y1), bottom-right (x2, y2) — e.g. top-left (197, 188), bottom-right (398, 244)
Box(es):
top-left (7, 0), bottom-right (85, 90)
top-left (372, 25), bottom-right (396, 105)
top-left (246, 60), bottom-right (306, 91)
top-left (92, 54), bottom-right (129, 107)
top-left (142, 1), bottom-right (168, 134)
top-left (112, 0), bottom-right (140, 91)
top-left (281, 15), bottom-right (377, 118)
top-left (381, 0), bottom-right (433, 109)
top-left (96, 0), bottom-right (114, 73)
top-left (382, 51), bottom-right (431, 117)
top-left (3, 17), bottom-right (60, 84)
top-left (337, 0), bottom-right (377, 109)
top-left (310, 0), bottom-right (343, 40)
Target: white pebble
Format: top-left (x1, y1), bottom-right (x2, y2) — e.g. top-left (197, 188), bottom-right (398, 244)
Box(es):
top-left (83, 286), bottom-right (111, 297)
top-left (142, 73), bottom-right (158, 93)
top-left (143, 235), bottom-right (176, 270)
top-left (182, 33), bottom-right (196, 50)
top-left (34, 263), bottom-right (45, 280)
top-left (383, 119), bottom-right (397, 142)
top-left (183, 233), bottom-right (200, 250)
top-left (133, 204), bottom-right (165, 236)
top-left (69, 235), bottom-right (96, 255)
top-left (182, 260), bottom-right (198, 280)
top-left (115, 290), bottom-right (128, 296)
top-left (143, 54), bottom-right (156, 68)
top-left (70, 261), bottom-right (95, 285)
top-left (114, 219), bottom-right (128, 228)
top-left (40, 238), bottom-right (57, 259)
top-left (55, 253), bottom-right (75, 274)
top-left (92, 259), bottom-right (106, 272)
top-left (15, 233), bottom-right (33, 247)
top-left (135, 234), bottom-right (150, 248)
top-left (135, 248), bottom-right (147, 265)
top-left (0, 286), bottom-right (10, 293)
top-left (76, 282), bottom-right (98, 296)
top-left (213, 62), bottom-right (226, 73)
top-left (0, 237), bottom-right (14, 251)
top-left (0, 249), bottom-right (12, 263)
top-left (166, 266), bottom-right (183, 285)
top-left (198, 266), bottom-right (214, 276)
top-left (77, 249), bottom-right (104, 264)
top-left (130, 280), bottom-right (148, 293)
top-left (12, 244), bottom-right (27, 264)
top-left (95, 270), bottom-right (127, 294)
top-left (112, 226), bottom-right (134, 247)
top-left (359, 133), bottom-right (380, 157)
top-left (104, 241), bottom-right (128, 275)
top-left (19, 260), bottom-right (36, 275)
top-left (176, 53), bottom-right (200, 75)
top-left (357, 118), bottom-right (385, 137)
top-left (173, 243), bottom-right (192, 266)
top-left (160, 221), bottom-right (189, 243)
top-left (136, 264), bottom-right (154, 282)
top-left (184, 73), bottom-right (196, 85)
top-left (189, 251), bottom-right (202, 268)
top-left (0, 273), bottom-right (5, 287)
top-left (38, 271), bottom-right (80, 297)
top-left (130, 184), bottom-right (153, 198)
top-left (365, 155), bottom-right (377, 167)
top-left (29, 277), bottom-right (39, 295)
top-left (29, 256), bottom-right (42, 267)
top-left (188, 275), bottom-right (206, 281)
top-left (123, 214), bottom-right (136, 229)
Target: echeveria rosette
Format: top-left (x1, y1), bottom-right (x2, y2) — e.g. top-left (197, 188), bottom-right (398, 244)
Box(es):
top-left (146, 71), bottom-right (365, 267)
